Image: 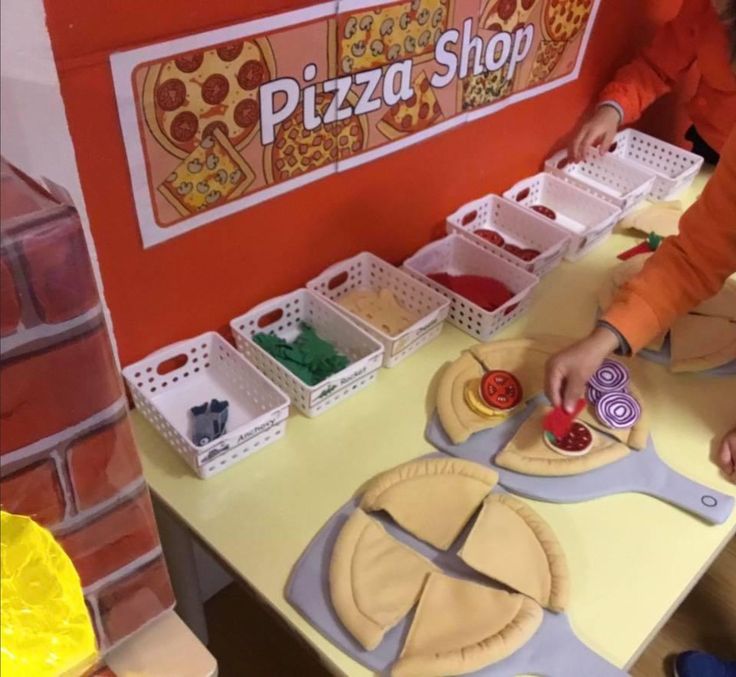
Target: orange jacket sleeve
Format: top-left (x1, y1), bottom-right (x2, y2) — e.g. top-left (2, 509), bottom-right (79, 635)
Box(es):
top-left (597, 1), bottom-right (701, 125)
top-left (602, 126), bottom-right (736, 353)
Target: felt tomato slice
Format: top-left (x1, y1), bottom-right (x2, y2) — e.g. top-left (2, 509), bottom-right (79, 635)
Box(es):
top-left (531, 204), bottom-right (557, 220)
top-left (475, 229), bottom-right (505, 247)
top-left (479, 370), bottom-right (523, 410)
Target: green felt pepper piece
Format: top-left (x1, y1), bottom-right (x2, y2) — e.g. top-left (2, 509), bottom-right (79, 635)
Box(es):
top-left (647, 231), bottom-right (664, 251)
top-left (253, 323), bottom-right (349, 386)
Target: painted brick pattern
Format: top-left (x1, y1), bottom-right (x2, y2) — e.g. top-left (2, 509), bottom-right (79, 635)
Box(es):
top-left (0, 171), bottom-right (173, 651)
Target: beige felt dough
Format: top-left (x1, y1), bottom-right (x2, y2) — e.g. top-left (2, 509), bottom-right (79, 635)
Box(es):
top-left (437, 337), bottom-right (574, 445)
top-left (669, 314), bottom-right (736, 373)
top-left (495, 405), bottom-right (631, 476)
top-left (329, 509), bottom-right (438, 651)
top-left (338, 288), bottom-right (419, 336)
top-left (360, 458), bottom-right (498, 550)
top-left (391, 572), bottom-right (543, 677)
top-left (458, 494), bottom-right (570, 612)
top-left (581, 379), bottom-right (649, 450)
top-left (619, 202), bottom-right (682, 238)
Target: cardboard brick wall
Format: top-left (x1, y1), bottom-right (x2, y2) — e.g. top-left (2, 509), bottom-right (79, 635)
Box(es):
top-left (0, 166), bottom-right (174, 650)
top-left (43, 0), bottom-right (692, 366)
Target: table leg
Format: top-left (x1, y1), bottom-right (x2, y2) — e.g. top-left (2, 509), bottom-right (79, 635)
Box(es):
top-left (152, 494), bottom-right (209, 646)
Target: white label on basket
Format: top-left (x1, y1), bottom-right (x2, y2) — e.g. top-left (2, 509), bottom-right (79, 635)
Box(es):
top-left (200, 415), bottom-right (281, 463)
top-left (392, 318), bottom-right (441, 356)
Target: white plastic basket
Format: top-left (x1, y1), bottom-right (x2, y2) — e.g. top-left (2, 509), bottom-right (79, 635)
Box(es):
top-left (503, 172), bottom-right (623, 261)
top-left (402, 234), bottom-right (539, 341)
top-left (123, 332), bottom-right (290, 478)
top-left (230, 289), bottom-right (384, 417)
top-left (446, 194), bottom-right (570, 275)
top-left (307, 252), bottom-right (449, 368)
top-left (608, 129), bottom-right (703, 201)
top-left (545, 149), bottom-right (657, 216)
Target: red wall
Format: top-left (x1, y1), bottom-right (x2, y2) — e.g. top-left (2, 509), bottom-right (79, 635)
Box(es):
top-left (45, 0), bottom-right (688, 366)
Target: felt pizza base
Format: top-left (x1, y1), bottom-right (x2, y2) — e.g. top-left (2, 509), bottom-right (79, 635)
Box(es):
top-left (437, 336), bottom-right (575, 445)
top-left (426, 398), bottom-right (734, 525)
top-left (286, 475), bottom-right (625, 677)
top-left (639, 335), bottom-right (736, 377)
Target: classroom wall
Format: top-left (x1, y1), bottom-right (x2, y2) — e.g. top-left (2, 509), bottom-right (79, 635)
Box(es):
top-left (44, 0), bottom-right (690, 366)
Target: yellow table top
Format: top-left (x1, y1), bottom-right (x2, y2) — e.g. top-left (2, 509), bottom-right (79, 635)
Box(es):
top-left (131, 169), bottom-right (736, 676)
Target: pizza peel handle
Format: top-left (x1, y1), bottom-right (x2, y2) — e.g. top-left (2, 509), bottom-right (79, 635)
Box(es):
top-left (637, 455), bottom-right (735, 525)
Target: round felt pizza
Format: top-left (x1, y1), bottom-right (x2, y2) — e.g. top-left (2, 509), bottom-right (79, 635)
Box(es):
top-left (541, 0), bottom-right (592, 43)
top-left (142, 38), bottom-right (275, 158)
top-left (264, 92), bottom-right (367, 184)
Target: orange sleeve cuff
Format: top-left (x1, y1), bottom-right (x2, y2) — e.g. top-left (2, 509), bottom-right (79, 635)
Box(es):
top-left (602, 296), bottom-right (664, 354)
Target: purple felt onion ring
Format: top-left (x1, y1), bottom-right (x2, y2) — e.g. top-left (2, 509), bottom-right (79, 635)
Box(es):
top-left (595, 392), bottom-right (641, 429)
top-left (586, 385), bottom-right (604, 405)
top-left (589, 359), bottom-right (630, 393)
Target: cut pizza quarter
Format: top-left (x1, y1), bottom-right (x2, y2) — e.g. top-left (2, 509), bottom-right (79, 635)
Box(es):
top-left (669, 314), bottom-right (736, 373)
top-left (158, 129), bottom-right (256, 217)
top-left (458, 493), bottom-right (570, 611)
top-left (141, 38), bottom-right (275, 157)
top-left (360, 457), bottom-right (498, 550)
top-left (332, 0), bottom-right (450, 76)
top-left (377, 71), bottom-right (443, 140)
top-left (495, 405), bottom-right (631, 476)
top-left (480, 0), bottom-right (540, 32)
top-left (541, 0), bottom-right (593, 43)
top-left (263, 91), bottom-right (367, 184)
top-left (392, 572), bottom-right (543, 677)
top-left (329, 509), bottom-right (438, 651)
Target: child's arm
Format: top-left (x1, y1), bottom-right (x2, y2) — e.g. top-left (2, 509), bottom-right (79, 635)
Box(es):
top-left (601, 127), bottom-right (736, 352)
top-left (570, 0), bottom-right (703, 161)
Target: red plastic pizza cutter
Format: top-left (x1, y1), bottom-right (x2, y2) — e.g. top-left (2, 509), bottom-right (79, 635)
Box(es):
top-left (543, 398), bottom-right (586, 440)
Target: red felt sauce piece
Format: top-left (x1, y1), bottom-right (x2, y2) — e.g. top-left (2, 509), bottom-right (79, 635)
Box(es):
top-left (531, 204), bottom-right (557, 220)
top-left (543, 399), bottom-right (586, 439)
top-left (480, 370), bottom-right (522, 410)
top-left (518, 248), bottom-right (541, 261)
top-left (427, 273), bottom-right (514, 311)
top-left (474, 229), bottom-right (505, 247)
top-left (547, 422), bottom-right (592, 453)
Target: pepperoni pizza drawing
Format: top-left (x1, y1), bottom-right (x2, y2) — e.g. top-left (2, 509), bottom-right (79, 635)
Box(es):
top-left (480, 0), bottom-right (539, 32)
top-left (527, 0), bottom-right (592, 86)
top-left (376, 71), bottom-right (443, 140)
top-left (140, 38), bottom-right (276, 159)
top-left (263, 91), bottom-right (368, 185)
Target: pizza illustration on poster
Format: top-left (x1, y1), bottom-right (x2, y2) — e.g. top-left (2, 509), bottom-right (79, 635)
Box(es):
top-left (111, 0), bottom-right (599, 247)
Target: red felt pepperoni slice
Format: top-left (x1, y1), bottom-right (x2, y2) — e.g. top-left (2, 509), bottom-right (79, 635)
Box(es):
top-left (518, 248), bottom-right (541, 261)
top-left (479, 370), bottom-right (523, 410)
top-left (546, 422), bottom-right (592, 453)
top-left (504, 243), bottom-right (525, 257)
top-left (531, 204), bottom-right (557, 220)
top-left (475, 229), bottom-right (505, 247)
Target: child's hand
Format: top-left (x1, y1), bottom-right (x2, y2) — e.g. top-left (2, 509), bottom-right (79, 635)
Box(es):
top-left (570, 105), bottom-right (620, 162)
top-left (545, 327), bottom-right (620, 413)
top-left (717, 427), bottom-right (736, 481)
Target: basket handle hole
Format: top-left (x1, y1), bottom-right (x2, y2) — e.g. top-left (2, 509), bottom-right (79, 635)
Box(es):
top-left (157, 354), bottom-right (188, 375)
top-left (328, 271), bottom-right (349, 290)
top-left (608, 141), bottom-right (618, 153)
top-left (258, 308), bottom-right (284, 328)
top-left (557, 157), bottom-right (569, 169)
top-left (461, 210), bottom-right (478, 226)
top-left (515, 187), bottom-right (530, 202)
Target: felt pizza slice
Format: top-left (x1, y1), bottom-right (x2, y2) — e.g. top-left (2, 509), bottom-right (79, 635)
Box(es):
top-left (495, 405), bottom-right (631, 476)
top-left (580, 379), bottom-right (649, 450)
top-left (360, 457), bottom-right (499, 550)
top-left (458, 493), bottom-right (570, 612)
top-left (392, 572), bottom-right (543, 677)
top-left (670, 314), bottom-right (736, 373)
top-left (329, 509), bottom-right (439, 650)
top-left (377, 71), bottom-right (443, 140)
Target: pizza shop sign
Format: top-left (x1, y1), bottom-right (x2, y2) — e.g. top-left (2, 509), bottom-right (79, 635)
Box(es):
top-left (111, 0), bottom-right (599, 247)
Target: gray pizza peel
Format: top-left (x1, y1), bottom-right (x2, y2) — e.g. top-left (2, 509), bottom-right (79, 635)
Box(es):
top-left (425, 395), bottom-right (734, 525)
top-left (286, 484), bottom-right (625, 677)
